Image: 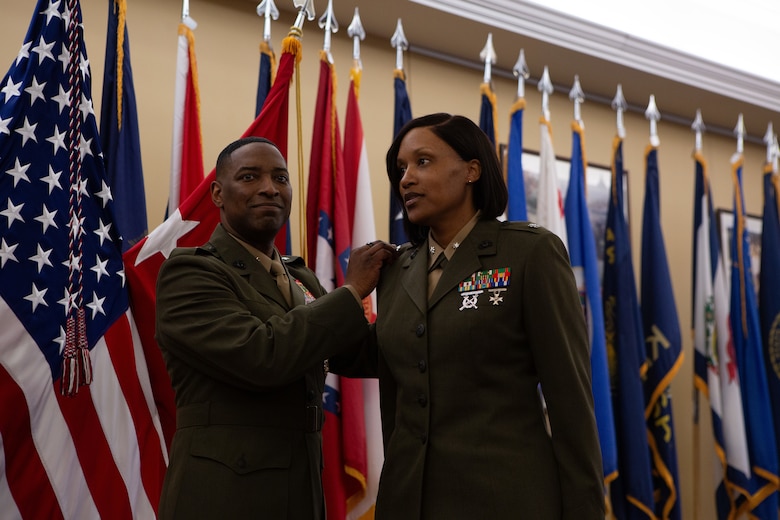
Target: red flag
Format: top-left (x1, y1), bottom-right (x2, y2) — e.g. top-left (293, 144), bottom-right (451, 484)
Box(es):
top-left (123, 37), bottom-right (299, 449)
top-left (306, 53), bottom-right (351, 289)
top-left (343, 67), bottom-right (384, 518)
top-left (167, 16), bottom-right (205, 217)
top-left (307, 51), bottom-right (362, 519)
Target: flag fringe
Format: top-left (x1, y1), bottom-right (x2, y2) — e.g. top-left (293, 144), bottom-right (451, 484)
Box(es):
top-left (61, 308), bottom-right (92, 396)
top-left (115, 0), bottom-right (127, 129)
top-left (282, 35), bottom-right (302, 63)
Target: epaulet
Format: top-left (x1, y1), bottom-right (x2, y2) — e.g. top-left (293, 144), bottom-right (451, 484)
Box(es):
top-left (396, 242), bottom-right (414, 254)
top-left (500, 220), bottom-right (546, 233)
top-left (192, 243), bottom-right (218, 257)
top-left (281, 254), bottom-right (306, 267)
top-left (169, 246), bottom-right (200, 258)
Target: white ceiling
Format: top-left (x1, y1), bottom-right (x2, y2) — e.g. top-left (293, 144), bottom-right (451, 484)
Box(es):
top-left (525, 0), bottom-right (780, 84)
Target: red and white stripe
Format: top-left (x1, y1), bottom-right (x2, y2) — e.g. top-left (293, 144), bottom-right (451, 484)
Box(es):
top-left (0, 299), bottom-right (167, 519)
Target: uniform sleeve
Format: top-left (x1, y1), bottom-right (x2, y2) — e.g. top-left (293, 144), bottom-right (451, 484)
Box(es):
top-left (522, 232), bottom-right (606, 519)
top-left (155, 252), bottom-right (370, 391)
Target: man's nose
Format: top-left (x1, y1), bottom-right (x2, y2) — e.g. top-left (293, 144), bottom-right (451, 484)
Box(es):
top-left (257, 174), bottom-right (279, 195)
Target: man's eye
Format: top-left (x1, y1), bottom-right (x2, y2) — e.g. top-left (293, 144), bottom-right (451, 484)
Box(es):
top-left (276, 175), bottom-right (290, 184)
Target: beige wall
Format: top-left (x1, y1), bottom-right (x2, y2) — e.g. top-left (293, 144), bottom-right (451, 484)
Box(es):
top-left (2, 1), bottom-right (775, 518)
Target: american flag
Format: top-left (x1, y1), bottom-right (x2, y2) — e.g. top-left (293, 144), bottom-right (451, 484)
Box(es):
top-left (0, 1), bottom-right (166, 518)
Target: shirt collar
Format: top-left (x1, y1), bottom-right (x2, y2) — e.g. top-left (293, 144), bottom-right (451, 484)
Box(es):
top-left (427, 210), bottom-right (481, 269)
top-left (227, 232), bottom-right (279, 273)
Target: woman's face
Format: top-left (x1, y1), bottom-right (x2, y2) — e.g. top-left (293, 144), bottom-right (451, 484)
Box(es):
top-left (395, 127), bottom-right (480, 232)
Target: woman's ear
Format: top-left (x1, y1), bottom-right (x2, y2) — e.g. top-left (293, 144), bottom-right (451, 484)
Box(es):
top-left (466, 159), bottom-right (482, 184)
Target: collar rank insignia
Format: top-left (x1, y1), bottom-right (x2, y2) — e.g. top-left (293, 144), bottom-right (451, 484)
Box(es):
top-left (457, 268), bottom-right (511, 311)
top-left (293, 278), bottom-right (316, 304)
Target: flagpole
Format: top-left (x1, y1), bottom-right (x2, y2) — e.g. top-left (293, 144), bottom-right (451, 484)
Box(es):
top-left (289, 0), bottom-right (315, 261)
top-left (257, 0), bottom-right (279, 44)
top-left (611, 84), bottom-right (626, 140)
top-left (763, 122), bottom-right (775, 168)
top-left (318, 0), bottom-right (338, 63)
top-left (539, 65), bottom-right (552, 123)
top-left (569, 75), bottom-right (584, 129)
top-left (692, 109), bottom-right (705, 155)
top-left (513, 48), bottom-right (528, 100)
top-left (734, 113), bottom-right (745, 155)
top-left (391, 18), bottom-right (408, 73)
top-left (645, 95), bottom-right (661, 147)
top-left (480, 33), bottom-right (495, 85)
top-left (690, 108), bottom-right (705, 520)
top-left (348, 7), bottom-right (364, 73)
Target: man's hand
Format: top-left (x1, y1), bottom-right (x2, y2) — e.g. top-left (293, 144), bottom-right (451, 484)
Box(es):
top-left (345, 241), bottom-right (399, 298)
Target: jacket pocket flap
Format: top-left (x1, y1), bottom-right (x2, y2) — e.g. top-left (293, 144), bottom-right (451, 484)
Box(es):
top-left (190, 427), bottom-right (292, 475)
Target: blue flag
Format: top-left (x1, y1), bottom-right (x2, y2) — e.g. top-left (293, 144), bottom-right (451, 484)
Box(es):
top-left (640, 146), bottom-right (683, 519)
top-left (479, 82), bottom-right (497, 147)
top-left (564, 123), bottom-right (617, 488)
top-left (390, 70), bottom-right (411, 245)
top-left (255, 41), bottom-right (274, 117)
top-left (604, 137), bottom-right (655, 519)
top-left (730, 156), bottom-right (780, 519)
top-left (759, 167), bottom-right (780, 467)
top-left (506, 99), bottom-right (528, 221)
top-left (99, 0), bottom-right (147, 252)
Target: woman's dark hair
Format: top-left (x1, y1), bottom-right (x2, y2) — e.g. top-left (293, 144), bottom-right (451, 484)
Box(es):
top-left (385, 113), bottom-right (508, 245)
top-left (215, 136), bottom-right (279, 179)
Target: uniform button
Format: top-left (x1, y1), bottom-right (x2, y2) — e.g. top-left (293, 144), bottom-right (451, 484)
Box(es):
top-left (307, 389), bottom-right (316, 402)
top-left (417, 360), bottom-right (427, 373)
top-left (417, 394), bottom-right (427, 407)
top-left (236, 455), bottom-right (247, 469)
top-left (420, 433), bottom-right (427, 444)
top-left (415, 324), bottom-right (425, 337)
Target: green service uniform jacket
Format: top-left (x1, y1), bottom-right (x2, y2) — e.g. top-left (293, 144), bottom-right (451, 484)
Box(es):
top-left (373, 219), bottom-right (605, 519)
top-left (155, 224), bottom-right (368, 520)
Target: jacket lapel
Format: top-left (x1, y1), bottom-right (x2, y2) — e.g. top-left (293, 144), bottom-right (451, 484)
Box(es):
top-left (401, 246), bottom-right (429, 315)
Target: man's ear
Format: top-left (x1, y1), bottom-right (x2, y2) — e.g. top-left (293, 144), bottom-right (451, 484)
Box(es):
top-left (211, 180), bottom-right (223, 208)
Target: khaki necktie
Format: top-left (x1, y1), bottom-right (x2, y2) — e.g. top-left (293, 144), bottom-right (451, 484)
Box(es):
top-left (427, 252), bottom-right (448, 299)
top-left (270, 259), bottom-right (292, 306)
